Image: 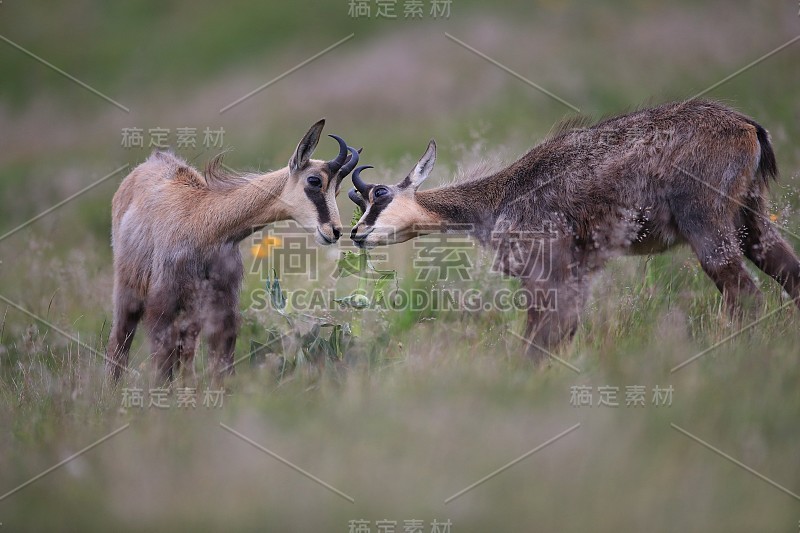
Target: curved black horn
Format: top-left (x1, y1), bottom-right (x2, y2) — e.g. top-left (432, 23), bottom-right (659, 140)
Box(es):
top-left (326, 134), bottom-right (349, 173)
top-left (351, 165), bottom-right (374, 195)
top-left (337, 146), bottom-right (360, 179)
top-left (348, 188), bottom-right (367, 211)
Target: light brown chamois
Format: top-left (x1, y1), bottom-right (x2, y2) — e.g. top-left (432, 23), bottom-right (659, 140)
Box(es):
top-left (107, 120), bottom-right (359, 382)
top-left (349, 100), bottom-right (800, 362)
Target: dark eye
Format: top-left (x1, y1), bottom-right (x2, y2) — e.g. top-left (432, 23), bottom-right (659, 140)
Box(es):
top-left (306, 176), bottom-right (323, 188)
top-left (374, 186), bottom-right (390, 199)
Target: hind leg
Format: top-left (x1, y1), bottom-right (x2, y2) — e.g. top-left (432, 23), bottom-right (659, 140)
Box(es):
top-left (106, 281), bottom-right (144, 382)
top-left (742, 219), bottom-right (800, 309)
top-left (683, 224), bottom-right (763, 316)
top-left (671, 149), bottom-right (771, 315)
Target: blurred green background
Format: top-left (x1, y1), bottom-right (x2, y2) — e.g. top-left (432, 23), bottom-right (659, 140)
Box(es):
top-left (1, 1), bottom-right (799, 531)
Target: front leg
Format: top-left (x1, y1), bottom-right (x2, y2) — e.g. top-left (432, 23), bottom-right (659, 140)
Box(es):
top-left (175, 321), bottom-right (201, 382)
top-left (203, 245), bottom-right (244, 385)
top-left (521, 277), bottom-right (586, 364)
top-left (144, 284), bottom-right (181, 385)
top-left (206, 309), bottom-right (239, 383)
top-left (147, 313), bottom-right (180, 385)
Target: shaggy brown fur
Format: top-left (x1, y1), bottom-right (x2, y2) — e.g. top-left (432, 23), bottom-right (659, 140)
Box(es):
top-left (107, 120), bottom-right (358, 382)
top-left (350, 100), bottom-right (800, 362)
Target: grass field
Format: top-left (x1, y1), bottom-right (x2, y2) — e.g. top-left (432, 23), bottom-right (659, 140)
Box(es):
top-left (1, 1), bottom-right (800, 531)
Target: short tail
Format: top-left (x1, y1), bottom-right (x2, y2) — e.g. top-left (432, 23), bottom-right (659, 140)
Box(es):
top-left (749, 120), bottom-right (778, 185)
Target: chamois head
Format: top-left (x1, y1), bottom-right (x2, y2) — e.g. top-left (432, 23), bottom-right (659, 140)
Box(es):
top-left (349, 140), bottom-right (438, 247)
top-left (282, 119), bottom-right (360, 244)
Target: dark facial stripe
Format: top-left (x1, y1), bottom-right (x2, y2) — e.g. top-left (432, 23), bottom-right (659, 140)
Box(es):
top-left (363, 201), bottom-right (388, 226)
top-left (305, 188), bottom-right (330, 225)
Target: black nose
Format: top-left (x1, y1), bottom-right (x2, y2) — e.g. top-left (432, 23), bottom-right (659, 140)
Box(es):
top-left (350, 227), bottom-right (359, 240)
top-left (332, 227), bottom-right (341, 240)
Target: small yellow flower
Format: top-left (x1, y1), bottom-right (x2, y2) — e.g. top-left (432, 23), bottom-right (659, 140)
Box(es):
top-left (251, 236), bottom-right (283, 258)
top-left (769, 213), bottom-right (778, 222)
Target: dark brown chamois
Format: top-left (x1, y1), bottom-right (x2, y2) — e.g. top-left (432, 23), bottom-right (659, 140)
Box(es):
top-left (107, 120), bottom-right (359, 382)
top-left (349, 100), bottom-right (800, 362)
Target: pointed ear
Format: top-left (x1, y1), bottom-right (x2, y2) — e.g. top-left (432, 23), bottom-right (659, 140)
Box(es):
top-left (403, 139), bottom-right (436, 190)
top-left (289, 119), bottom-right (325, 172)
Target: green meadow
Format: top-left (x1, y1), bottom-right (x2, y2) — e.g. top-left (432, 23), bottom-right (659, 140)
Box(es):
top-left (1, 1), bottom-right (799, 530)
